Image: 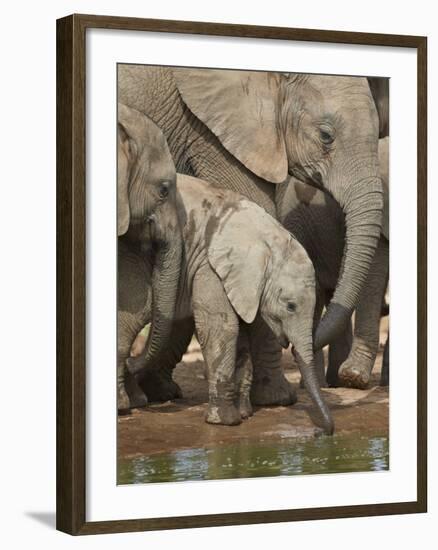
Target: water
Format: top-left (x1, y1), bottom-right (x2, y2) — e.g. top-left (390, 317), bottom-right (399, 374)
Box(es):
top-left (117, 433), bottom-right (389, 485)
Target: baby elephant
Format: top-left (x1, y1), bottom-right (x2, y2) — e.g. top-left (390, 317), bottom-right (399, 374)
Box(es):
top-left (127, 175), bottom-right (334, 435)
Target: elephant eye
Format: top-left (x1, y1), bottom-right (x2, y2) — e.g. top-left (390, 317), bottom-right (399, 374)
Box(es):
top-left (159, 181), bottom-right (170, 198)
top-left (319, 126), bottom-right (335, 145)
top-left (286, 301), bottom-right (296, 313)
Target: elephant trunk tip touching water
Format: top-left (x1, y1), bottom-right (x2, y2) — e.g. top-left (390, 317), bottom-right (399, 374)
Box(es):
top-left (289, 331), bottom-right (335, 436)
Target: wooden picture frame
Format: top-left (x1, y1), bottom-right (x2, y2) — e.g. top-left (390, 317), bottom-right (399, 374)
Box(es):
top-left (56, 13), bottom-right (427, 535)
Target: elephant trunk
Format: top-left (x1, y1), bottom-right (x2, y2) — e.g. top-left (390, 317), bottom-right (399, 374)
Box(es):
top-left (127, 205), bottom-right (182, 376)
top-left (293, 334), bottom-right (334, 435)
top-left (314, 172), bottom-right (383, 350)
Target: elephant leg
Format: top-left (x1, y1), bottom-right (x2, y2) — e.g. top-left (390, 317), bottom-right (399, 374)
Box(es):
top-left (314, 286), bottom-right (327, 387)
top-left (235, 325), bottom-right (254, 419)
top-left (338, 238), bottom-right (389, 389)
top-left (136, 318), bottom-right (194, 402)
top-left (250, 314), bottom-right (297, 406)
top-left (192, 265), bottom-right (241, 426)
top-left (380, 335), bottom-right (389, 386)
top-left (326, 319), bottom-right (353, 387)
top-left (118, 310), bottom-right (149, 413)
top-left (315, 349), bottom-right (327, 387)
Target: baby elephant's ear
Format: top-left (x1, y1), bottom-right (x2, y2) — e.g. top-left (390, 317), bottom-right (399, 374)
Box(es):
top-left (207, 206), bottom-right (270, 324)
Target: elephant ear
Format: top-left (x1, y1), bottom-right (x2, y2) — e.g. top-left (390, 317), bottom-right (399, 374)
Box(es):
top-left (207, 204), bottom-right (271, 323)
top-left (118, 102), bottom-right (146, 235)
top-left (367, 77), bottom-right (389, 138)
top-left (117, 120), bottom-right (132, 236)
top-left (173, 68), bottom-right (288, 184)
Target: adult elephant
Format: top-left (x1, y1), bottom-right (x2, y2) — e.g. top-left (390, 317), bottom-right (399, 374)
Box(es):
top-left (119, 66), bottom-right (383, 355)
top-left (277, 136), bottom-right (389, 389)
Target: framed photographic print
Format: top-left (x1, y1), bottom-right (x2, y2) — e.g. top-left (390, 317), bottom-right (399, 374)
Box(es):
top-left (56, 14), bottom-right (427, 535)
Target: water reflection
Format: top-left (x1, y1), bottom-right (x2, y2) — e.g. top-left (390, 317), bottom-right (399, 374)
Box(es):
top-left (118, 434), bottom-right (389, 485)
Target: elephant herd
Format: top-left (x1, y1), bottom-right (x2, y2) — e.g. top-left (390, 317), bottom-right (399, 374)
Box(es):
top-left (117, 65), bottom-right (389, 435)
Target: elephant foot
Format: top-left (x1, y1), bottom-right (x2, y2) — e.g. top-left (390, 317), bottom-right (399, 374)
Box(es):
top-left (251, 371), bottom-right (297, 406)
top-left (118, 386), bottom-right (132, 415)
top-left (138, 368), bottom-right (182, 402)
top-left (124, 370), bottom-right (148, 410)
top-left (238, 395), bottom-right (253, 420)
top-left (380, 363), bottom-right (389, 386)
top-left (338, 362), bottom-right (371, 390)
top-left (326, 371), bottom-right (340, 388)
top-left (206, 401), bottom-right (241, 426)
top-left (129, 392), bottom-right (148, 409)
top-left (380, 338), bottom-right (389, 386)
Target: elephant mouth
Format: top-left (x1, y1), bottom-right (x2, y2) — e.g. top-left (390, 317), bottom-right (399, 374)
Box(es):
top-left (279, 335), bottom-right (289, 349)
top-left (289, 167), bottom-right (325, 192)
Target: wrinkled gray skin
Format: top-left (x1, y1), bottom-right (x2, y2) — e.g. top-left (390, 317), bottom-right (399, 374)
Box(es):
top-left (127, 175), bottom-right (334, 434)
top-left (336, 78), bottom-right (390, 388)
top-left (277, 137), bottom-right (389, 389)
top-left (338, 137), bottom-right (389, 388)
top-left (117, 106), bottom-right (292, 409)
top-left (119, 66), bottom-right (383, 358)
top-left (117, 102), bottom-right (183, 412)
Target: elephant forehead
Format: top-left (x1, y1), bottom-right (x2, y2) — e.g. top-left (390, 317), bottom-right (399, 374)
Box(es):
top-left (308, 74), bottom-right (368, 95)
top-left (273, 272), bottom-right (315, 305)
top-left (147, 151), bottom-right (176, 183)
top-left (275, 239), bottom-right (315, 279)
top-left (291, 75), bottom-right (375, 125)
top-left (281, 256), bottom-right (315, 281)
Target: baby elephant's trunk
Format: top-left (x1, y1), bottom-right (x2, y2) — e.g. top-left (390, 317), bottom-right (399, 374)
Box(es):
top-left (293, 338), bottom-right (334, 435)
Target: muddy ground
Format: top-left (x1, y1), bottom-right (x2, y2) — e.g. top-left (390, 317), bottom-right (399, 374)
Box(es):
top-left (118, 318), bottom-right (389, 460)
